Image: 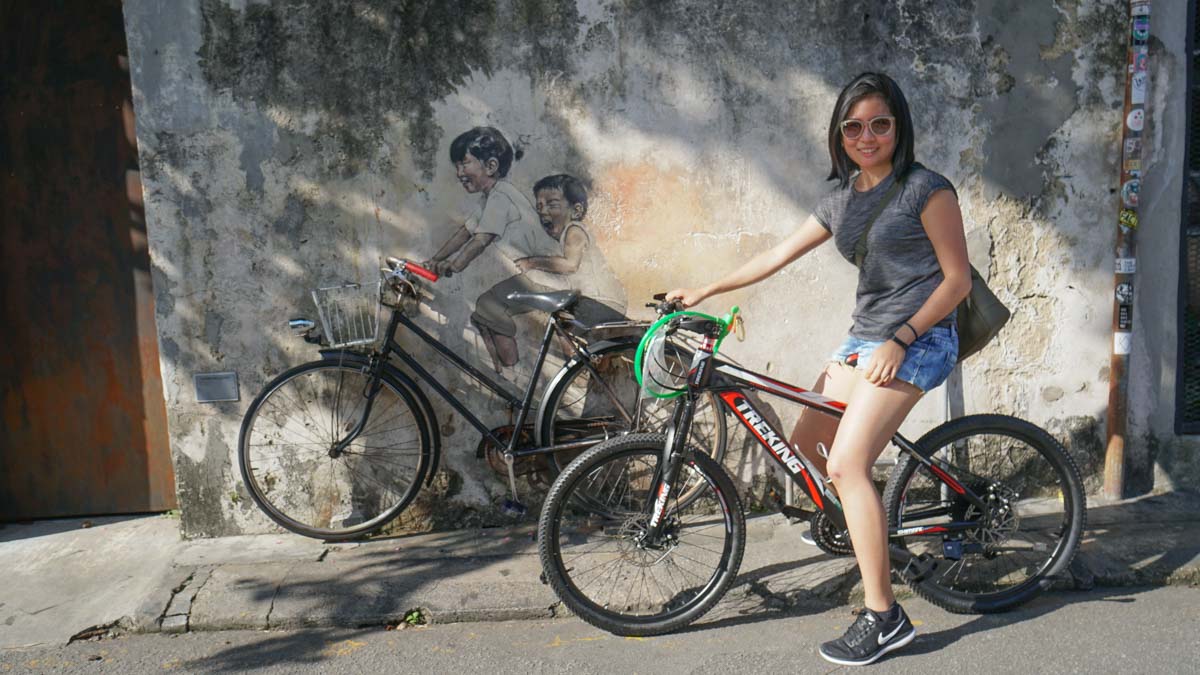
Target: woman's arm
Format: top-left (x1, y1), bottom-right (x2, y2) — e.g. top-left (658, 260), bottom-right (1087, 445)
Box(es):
top-left (516, 226), bottom-right (586, 274)
top-left (667, 215), bottom-right (831, 307)
top-left (862, 189), bottom-right (972, 386)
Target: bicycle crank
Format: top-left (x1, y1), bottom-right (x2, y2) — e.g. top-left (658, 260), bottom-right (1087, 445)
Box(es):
top-left (501, 452), bottom-right (527, 517)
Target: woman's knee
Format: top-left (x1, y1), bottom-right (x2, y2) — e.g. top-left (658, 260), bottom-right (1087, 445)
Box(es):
top-left (826, 453), bottom-right (871, 486)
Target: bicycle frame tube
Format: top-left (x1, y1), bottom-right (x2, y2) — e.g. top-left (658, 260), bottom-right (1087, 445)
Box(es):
top-left (393, 312), bottom-right (522, 405)
top-left (383, 308), bottom-right (599, 456)
top-left (711, 359), bottom-right (989, 531)
top-left (639, 346), bottom-right (987, 543)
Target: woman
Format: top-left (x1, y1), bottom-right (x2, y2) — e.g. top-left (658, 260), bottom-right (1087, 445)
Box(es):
top-left (667, 72), bottom-right (970, 666)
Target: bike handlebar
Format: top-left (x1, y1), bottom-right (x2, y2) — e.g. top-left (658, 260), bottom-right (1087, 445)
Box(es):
top-left (384, 256), bottom-right (439, 283)
top-left (404, 261), bottom-right (439, 282)
top-left (646, 292), bottom-right (685, 316)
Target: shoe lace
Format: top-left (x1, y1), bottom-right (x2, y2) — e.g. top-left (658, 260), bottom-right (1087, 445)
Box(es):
top-left (842, 610), bottom-right (878, 647)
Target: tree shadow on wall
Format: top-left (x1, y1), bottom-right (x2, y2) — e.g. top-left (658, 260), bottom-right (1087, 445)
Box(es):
top-left (146, 0), bottom-right (1138, 537)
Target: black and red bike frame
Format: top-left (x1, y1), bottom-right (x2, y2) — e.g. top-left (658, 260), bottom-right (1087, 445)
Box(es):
top-left (642, 317), bottom-right (989, 578)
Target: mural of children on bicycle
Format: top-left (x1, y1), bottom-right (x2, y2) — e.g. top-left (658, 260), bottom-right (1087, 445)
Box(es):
top-left (425, 126), bottom-right (627, 373)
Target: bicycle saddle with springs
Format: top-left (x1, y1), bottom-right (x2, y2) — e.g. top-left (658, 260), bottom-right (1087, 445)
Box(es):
top-left (506, 290), bottom-right (581, 314)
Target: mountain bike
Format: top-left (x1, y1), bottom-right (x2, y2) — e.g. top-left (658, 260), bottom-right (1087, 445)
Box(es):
top-left (537, 301), bottom-right (1087, 636)
top-left (237, 259), bottom-right (726, 540)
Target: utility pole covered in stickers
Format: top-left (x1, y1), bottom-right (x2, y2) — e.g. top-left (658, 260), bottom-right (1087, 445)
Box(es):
top-left (1104, 0), bottom-right (1151, 499)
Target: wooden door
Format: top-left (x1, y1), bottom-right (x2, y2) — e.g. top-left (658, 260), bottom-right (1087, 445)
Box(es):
top-left (1, 1), bottom-right (176, 519)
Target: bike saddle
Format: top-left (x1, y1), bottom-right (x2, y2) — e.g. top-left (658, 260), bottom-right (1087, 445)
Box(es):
top-left (506, 290), bottom-right (580, 314)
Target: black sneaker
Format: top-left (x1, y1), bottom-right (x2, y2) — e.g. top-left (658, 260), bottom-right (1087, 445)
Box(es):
top-left (818, 603), bottom-right (916, 666)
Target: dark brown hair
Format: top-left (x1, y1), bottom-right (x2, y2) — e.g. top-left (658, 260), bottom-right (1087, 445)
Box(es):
top-left (827, 72), bottom-right (915, 188)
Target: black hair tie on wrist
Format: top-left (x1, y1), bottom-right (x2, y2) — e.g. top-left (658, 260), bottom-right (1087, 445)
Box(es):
top-left (891, 336), bottom-right (910, 350)
top-left (903, 321), bottom-right (919, 341)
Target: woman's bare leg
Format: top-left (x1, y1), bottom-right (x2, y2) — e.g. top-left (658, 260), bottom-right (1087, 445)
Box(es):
top-left (788, 362), bottom-right (858, 479)
top-left (825, 378), bottom-right (923, 613)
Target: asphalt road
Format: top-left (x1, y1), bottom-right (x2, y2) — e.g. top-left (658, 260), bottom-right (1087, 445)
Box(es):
top-left (2, 586), bottom-right (1197, 674)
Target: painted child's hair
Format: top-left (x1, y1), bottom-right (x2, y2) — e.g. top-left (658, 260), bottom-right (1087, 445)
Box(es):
top-left (449, 126), bottom-right (523, 177)
top-left (533, 174), bottom-right (589, 218)
top-left (826, 72), bottom-right (916, 188)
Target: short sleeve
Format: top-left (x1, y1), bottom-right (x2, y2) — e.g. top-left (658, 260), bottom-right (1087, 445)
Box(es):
top-left (464, 203), bottom-right (483, 231)
top-left (473, 192), bottom-right (519, 238)
top-left (909, 169), bottom-right (957, 216)
top-left (813, 191), bottom-right (836, 232)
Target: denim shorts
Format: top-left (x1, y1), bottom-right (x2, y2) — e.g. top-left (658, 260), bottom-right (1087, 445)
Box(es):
top-left (828, 324), bottom-right (959, 392)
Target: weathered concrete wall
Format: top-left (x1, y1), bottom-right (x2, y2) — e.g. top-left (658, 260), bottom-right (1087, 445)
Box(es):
top-left (122, 0), bottom-right (1186, 538)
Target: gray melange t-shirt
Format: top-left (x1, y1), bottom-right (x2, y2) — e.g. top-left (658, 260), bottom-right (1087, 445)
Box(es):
top-left (813, 163), bottom-right (957, 341)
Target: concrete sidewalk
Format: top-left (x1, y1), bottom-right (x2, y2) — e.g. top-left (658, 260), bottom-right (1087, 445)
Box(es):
top-left (2, 491), bottom-right (1198, 651)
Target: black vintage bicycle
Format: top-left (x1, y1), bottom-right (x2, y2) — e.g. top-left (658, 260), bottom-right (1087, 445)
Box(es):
top-left (537, 301), bottom-right (1087, 636)
top-left (237, 258), bottom-right (726, 540)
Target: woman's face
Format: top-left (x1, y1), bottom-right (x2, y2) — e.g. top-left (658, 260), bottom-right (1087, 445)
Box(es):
top-left (841, 95), bottom-right (896, 174)
top-left (455, 153), bottom-right (495, 193)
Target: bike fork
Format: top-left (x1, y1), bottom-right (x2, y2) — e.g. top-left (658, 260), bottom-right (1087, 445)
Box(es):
top-left (330, 358), bottom-right (387, 457)
top-left (643, 396), bottom-right (695, 542)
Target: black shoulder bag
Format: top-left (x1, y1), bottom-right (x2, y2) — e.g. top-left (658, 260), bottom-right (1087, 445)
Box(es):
top-left (853, 176), bottom-right (1010, 361)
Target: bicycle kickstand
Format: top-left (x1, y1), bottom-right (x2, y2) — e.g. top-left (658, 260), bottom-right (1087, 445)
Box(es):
top-left (501, 452), bottom-right (527, 517)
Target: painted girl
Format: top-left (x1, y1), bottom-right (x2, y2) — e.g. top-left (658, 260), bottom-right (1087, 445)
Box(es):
top-left (425, 126), bottom-right (559, 371)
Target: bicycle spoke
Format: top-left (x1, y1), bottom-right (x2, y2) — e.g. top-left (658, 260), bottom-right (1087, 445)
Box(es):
top-left (241, 364), bottom-right (427, 538)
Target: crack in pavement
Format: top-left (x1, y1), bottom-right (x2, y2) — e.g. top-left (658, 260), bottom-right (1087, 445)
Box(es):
top-left (264, 563), bottom-right (298, 630)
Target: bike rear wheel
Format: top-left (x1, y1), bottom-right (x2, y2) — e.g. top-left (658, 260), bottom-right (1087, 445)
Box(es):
top-left (538, 342), bottom-right (727, 475)
top-left (538, 433), bottom-right (745, 637)
top-left (883, 414), bottom-right (1086, 613)
top-left (238, 360), bottom-right (430, 541)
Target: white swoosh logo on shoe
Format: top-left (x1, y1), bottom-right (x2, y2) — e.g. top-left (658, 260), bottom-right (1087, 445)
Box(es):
top-left (878, 622), bottom-right (905, 645)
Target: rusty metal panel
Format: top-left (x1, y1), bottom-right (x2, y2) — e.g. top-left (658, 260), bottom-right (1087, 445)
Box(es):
top-left (0, 0), bottom-right (176, 519)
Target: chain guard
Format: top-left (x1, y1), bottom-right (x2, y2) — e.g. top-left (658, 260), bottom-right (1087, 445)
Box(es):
top-left (809, 511), bottom-right (855, 557)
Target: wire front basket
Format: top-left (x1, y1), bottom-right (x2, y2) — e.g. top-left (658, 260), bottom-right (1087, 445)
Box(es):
top-left (312, 281), bottom-right (382, 348)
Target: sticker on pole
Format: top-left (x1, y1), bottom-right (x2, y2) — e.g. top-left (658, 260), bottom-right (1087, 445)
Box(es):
top-left (1114, 331), bottom-right (1132, 355)
top-left (1132, 47), bottom-right (1148, 73)
top-left (1115, 257), bottom-right (1136, 274)
top-left (1131, 71), bottom-right (1147, 105)
top-left (1126, 108), bottom-right (1144, 132)
top-left (1121, 179), bottom-right (1140, 208)
top-left (1116, 281), bottom-right (1134, 304)
top-left (1132, 16), bottom-right (1150, 43)
top-left (1119, 209), bottom-right (1139, 230)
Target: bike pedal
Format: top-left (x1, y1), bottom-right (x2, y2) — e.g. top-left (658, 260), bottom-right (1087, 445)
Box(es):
top-left (900, 553), bottom-right (939, 583)
top-left (501, 498), bottom-right (527, 518)
top-left (780, 505), bottom-right (815, 522)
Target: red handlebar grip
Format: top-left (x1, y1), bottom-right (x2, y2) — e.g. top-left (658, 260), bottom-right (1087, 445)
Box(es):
top-left (405, 262), bottom-right (439, 282)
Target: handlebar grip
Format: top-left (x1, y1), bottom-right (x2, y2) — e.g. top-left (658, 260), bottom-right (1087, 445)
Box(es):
top-left (405, 262), bottom-right (439, 282)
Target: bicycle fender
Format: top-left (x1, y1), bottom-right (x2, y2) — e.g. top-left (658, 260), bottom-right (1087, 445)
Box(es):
top-left (532, 336), bottom-right (640, 445)
top-left (318, 349), bottom-right (442, 486)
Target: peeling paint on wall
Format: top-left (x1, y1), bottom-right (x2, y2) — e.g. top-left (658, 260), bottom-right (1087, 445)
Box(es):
top-left (123, 0), bottom-right (1192, 537)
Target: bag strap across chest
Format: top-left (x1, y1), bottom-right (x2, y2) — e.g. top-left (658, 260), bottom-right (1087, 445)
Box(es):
top-left (853, 175), bottom-right (905, 269)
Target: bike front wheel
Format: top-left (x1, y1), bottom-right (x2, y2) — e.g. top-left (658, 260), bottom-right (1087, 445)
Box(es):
top-left (238, 360), bottom-right (430, 540)
top-left (883, 414), bottom-right (1086, 613)
top-left (538, 433), bottom-right (745, 637)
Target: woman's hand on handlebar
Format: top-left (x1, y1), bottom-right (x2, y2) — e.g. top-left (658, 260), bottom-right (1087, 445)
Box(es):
top-left (664, 287), bottom-right (709, 309)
